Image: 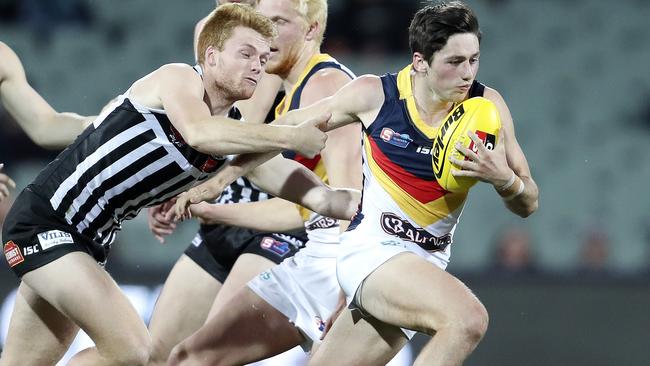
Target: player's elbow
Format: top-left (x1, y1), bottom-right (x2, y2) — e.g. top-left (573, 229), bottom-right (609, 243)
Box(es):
top-left (517, 198), bottom-right (538, 218)
top-left (183, 127), bottom-right (223, 155)
top-left (30, 130), bottom-right (67, 150)
top-left (523, 199), bottom-right (538, 217)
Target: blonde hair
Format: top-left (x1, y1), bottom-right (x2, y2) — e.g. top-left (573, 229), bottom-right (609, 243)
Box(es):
top-left (197, 3), bottom-right (276, 64)
top-left (291, 0), bottom-right (328, 44)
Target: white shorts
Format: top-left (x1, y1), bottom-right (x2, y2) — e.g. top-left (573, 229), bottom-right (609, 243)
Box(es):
top-left (247, 243), bottom-right (340, 351)
top-left (336, 227), bottom-right (451, 338)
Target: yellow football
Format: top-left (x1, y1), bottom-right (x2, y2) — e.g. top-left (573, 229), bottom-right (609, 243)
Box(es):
top-left (432, 97), bottom-right (501, 192)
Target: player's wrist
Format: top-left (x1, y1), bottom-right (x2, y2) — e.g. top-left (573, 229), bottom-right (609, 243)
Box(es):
top-left (284, 126), bottom-right (304, 151)
top-left (495, 174), bottom-right (524, 201)
top-left (493, 170), bottom-right (516, 191)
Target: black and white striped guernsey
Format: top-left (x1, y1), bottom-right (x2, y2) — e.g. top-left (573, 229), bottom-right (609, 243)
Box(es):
top-left (30, 67), bottom-right (239, 246)
top-left (216, 176), bottom-right (269, 205)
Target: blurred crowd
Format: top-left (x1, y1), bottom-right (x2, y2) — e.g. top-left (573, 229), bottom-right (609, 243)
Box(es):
top-left (1, 0), bottom-right (649, 280)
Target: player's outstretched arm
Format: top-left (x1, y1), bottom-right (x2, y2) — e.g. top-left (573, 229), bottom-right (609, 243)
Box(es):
top-left (245, 155), bottom-right (360, 221)
top-left (173, 154), bottom-right (360, 221)
top-left (272, 74), bottom-right (384, 132)
top-left (0, 42), bottom-right (93, 149)
top-left (189, 198), bottom-right (304, 232)
top-left (158, 64), bottom-right (328, 158)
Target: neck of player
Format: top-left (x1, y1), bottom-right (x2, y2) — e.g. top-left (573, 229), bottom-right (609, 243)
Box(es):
top-left (412, 72), bottom-right (457, 129)
top-left (282, 43), bottom-right (320, 93)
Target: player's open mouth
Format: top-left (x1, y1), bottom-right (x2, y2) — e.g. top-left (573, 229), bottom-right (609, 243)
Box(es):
top-left (244, 77), bottom-right (257, 85)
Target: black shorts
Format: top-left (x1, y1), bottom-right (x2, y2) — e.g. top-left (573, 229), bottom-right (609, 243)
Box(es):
top-left (184, 224), bottom-right (307, 283)
top-left (2, 188), bottom-right (103, 278)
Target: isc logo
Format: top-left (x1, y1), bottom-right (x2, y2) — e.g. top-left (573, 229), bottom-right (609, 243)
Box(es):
top-left (23, 245), bottom-right (40, 256)
top-left (416, 146), bottom-right (433, 155)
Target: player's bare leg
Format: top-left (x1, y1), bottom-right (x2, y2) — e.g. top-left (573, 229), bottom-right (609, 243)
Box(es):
top-left (0, 282), bottom-right (79, 366)
top-left (207, 253), bottom-right (275, 318)
top-left (311, 252), bottom-right (488, 366)
top-left (309, 307), bottom-right (408, 366)
top-left (3, 252), bottom-right (152, 366)
top-left (168, 287), bottom-right (304, 365)
top-left (148, 255), bottom-right (222, 366)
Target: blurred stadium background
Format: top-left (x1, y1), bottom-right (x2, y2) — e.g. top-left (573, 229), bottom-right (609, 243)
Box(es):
top-left (0, 0), bottom-right (649, 365)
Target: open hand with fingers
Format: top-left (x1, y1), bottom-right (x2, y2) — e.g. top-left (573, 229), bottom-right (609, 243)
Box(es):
top-left (290, 113), bottom-right (330, 158)
top-left (147, 199), bottom-right (178, 243)
top-left (450, 129), bottom-right (514, 188)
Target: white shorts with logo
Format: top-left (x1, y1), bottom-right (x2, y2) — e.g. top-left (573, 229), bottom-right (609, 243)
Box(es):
top-left (336, 220), bottom-right (449, 339)
top-left (247, 242), bottom-right (340, 351)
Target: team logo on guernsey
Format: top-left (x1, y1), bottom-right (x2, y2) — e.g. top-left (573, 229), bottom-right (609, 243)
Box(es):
top-left (200, 155), bottom-right (226, 173)
top-left (4, 241), bottom-right (24, 267)
top-left (168, 125), bottom-right (186, 148)
top-left (37, 230), bottom-right (74, 250)
top-left (379, 128), bottom-right (413, 148)
top-left (380, 213), bottom-right (451, 252)
top-left (260, 237), bottom-right (291, 257)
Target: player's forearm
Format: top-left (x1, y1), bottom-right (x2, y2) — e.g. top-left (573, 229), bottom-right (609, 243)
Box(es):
top-left (499, 175), bottom-right (538, 218)
top-left (187, 118), bottom-right (296, 156)
top-left (193, 199), bottom-right (303, 232)
top-left (188, 152), bottom-right (278, 204)
top-left (304, 187), bottom-right (361, 221)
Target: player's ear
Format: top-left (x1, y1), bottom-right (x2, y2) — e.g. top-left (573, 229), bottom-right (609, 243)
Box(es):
top-left (205, 46), bottom-right (218, 66)
top-left (412, 52), bottom-right (429, 74)
top-left (305, 21), bottom-right (320, 42)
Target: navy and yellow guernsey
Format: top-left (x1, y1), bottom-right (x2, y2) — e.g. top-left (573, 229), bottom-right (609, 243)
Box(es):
top-left (275, 53), bottom-right (355, 244)
top-left (347, 65), bottom-right (485, 258)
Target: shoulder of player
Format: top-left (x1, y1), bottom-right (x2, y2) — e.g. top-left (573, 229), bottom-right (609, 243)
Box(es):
top-left (481, 85), bottom-right (514, 126)
top-left (157, 63), bottom-right (199, 78)
top-left (313, 73), bottom-right (382, 99)
top-left (301, 67), bottom-right (353, 97)
top-left (482, 85), bottom-right (506, 107)
top-left (347, 74), bottom-right (384, 105)
top-left (156, 63), bottom-right (203, 94)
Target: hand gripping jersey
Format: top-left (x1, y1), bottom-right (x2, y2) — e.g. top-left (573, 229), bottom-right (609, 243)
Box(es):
top-left (275, 53), bottom-right (355, 245)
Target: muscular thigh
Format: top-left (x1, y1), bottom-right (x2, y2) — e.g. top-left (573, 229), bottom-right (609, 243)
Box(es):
top-left (20, 252), bottom-right (147, 351)
top-left (1, 282), bottom-right (79, 366)
top-left (358, 252), bottom-right (480, 333)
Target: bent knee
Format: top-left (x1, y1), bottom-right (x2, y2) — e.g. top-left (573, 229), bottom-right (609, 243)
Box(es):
top-left (450, 300), bottom-right (489, 343)
top-left (115, 347), bottom-right (151, 366)
top-left (427, 298), bottom-right (488, 343)
top-left (107, 334), bottom-right (152, 366)
top-left (168, 342), bottom-right (226, 366)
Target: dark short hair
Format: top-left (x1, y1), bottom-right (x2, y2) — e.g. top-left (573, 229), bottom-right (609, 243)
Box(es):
top-left (409, 1), bottom-right (481, 63)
